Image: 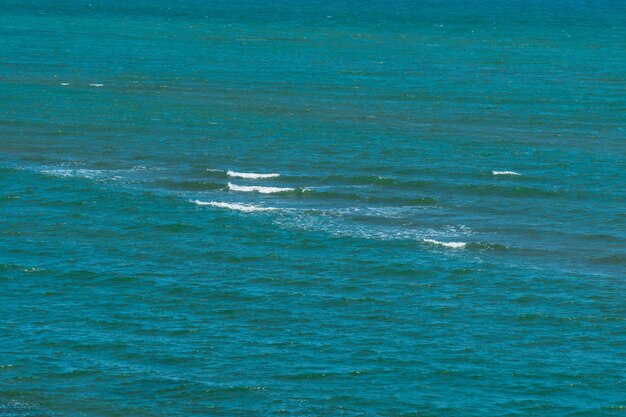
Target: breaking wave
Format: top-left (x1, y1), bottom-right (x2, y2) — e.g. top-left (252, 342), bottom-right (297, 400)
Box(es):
top-left (228, 182), bottom-right (295, 194)
top-left (191, 200), bottom-right (277, 212)
top-left (423, 239), bottom-right (467, 249)
top-left (492, 171), bottom-right (521, 176)
top-left (227, 171), bottom-right (280, 179)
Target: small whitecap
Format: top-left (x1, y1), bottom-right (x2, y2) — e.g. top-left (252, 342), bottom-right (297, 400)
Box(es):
top-left (492, 171), bottom-right (521, 176)
top-left (423, 239), bottom-right (467, 249)
top-left (227, 170), bottom-right (280, 179)
top-left (191, 200), bottom-right (276, 213)
top-left (89, 83), bottom-right (104, 87)
top-left (228, 182), bottom-right (293, 194)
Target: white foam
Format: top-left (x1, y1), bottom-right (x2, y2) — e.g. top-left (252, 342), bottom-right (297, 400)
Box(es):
top-left (60, 83), bottom-right (70, 86)
top-left (39, 168), bottom-right (131, 181)
top-left (227, 170), bottom-right (280, 179)
top-left (191, 200), bottom-right (276, 212)
top-left (89, 83), bottom-right (104, 87)
top-left (423, 239), bottom-right (467, 249)
top-left (492, 171), bottom-right (521, 176)
top-left (228, 182), bottom-right (293, 194)
top-left (41, 168), bottom-right (103, 179)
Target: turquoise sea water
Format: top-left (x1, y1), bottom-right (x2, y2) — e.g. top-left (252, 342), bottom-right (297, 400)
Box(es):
top-left (1, 1), bottom-right (625, 415)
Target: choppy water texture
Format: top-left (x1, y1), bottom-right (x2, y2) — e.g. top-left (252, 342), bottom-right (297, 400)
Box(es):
top-left (1, 1), bottom-right (625, 416)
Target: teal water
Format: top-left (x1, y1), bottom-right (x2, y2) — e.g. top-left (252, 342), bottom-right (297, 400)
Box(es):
top-left (1, 1), bottom-right (625, 415)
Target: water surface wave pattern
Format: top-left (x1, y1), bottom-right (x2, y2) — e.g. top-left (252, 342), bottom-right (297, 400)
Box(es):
top-left (1, 1), bottom-right (625, 416)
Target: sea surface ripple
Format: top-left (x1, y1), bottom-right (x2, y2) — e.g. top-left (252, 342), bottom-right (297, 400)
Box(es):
top-left (1, 1), bottom-right (625, 416)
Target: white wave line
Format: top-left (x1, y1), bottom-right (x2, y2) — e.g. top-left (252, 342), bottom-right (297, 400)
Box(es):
top-left (492, 171), bottom-right (521, 176)
top-left (228, 182), bottom-right (293, 194)
top-left (191, 200), bottom-right (277, 212)
top-left (227, 170), bottom-right (280, 179)
top-left (423, 239), bottom-right (467, 249)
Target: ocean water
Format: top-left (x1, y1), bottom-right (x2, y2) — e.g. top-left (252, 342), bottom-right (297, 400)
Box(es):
top-left (1, 1), bottom-right (625, 415)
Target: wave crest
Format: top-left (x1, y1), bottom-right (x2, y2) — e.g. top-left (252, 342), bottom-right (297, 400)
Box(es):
top-left (228, 182), bottom-right (294, 194)
top-left (423, 239), bottom-right (467, 249)
top-left (227, 171), bottom-right (280, 179)
top-left (191, 200), bottom-right (277, 212)
top-left (492, 171), bottom-right (521, 176)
